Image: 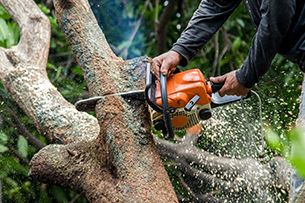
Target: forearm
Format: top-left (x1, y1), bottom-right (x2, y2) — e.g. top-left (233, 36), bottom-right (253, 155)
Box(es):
top-left (236, 0), bottom-right (296, 88)
top-left (171, 0), bottom-right (241, 66)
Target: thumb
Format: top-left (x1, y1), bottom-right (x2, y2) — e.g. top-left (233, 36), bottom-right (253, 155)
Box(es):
top-left (160, 64), bottom-right (170, 76)
top-left (210, 75), bottom-right (226, 84)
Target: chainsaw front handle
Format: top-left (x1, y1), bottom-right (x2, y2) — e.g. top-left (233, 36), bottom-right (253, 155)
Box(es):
top-left (160, 73), bottom-right (175, 140)
top-left (145, 63), bottom-right (175, 140)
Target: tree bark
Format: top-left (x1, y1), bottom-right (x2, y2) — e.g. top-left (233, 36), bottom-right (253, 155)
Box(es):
top-left (0, 0), bottom-right (178, 202)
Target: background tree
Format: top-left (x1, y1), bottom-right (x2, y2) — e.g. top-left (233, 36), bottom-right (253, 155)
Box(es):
top-left (0, 0), bottom-right (304, 202)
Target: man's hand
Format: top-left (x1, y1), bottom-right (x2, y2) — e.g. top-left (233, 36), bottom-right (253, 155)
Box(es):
top-left (209, 70), bottom-right (250, 97)
top-left (152, 51), bottom-right (183, 80)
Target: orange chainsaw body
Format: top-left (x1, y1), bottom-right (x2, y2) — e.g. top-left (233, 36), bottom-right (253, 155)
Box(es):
top-left (155, 69), bottom-right (213, 108)
top-left (152, 69), bottom-right (214, 131)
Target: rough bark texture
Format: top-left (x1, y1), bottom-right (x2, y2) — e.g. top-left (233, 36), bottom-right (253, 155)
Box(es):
top-left (0, 0), bottom-right (99, 144)
top-left (0, 0), bottom-right (178, 202)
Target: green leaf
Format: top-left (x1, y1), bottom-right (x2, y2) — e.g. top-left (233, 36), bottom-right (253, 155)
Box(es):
top-left (117, 40), bottom-right (133, 51)
top-left (0, 132), bottom-right (8, 144)
top-left (220, 55), bottom-right (233, 67)
top-left (72, 67), bottom-right (83, 76)
top-left (17, 136), bottom-right (28, 158)
top-left (56, 66), bottom-right (63, 79)
top-left (232, 37), bottom-right (241, 51)
top-left (0, 6), bottom-right (11, 20)
top-left (37, 4), bottom-right (50, 14)
top-left (265, 129), bottom-right (280, 150)
top-left (236, 18), bottom-right (245, 27)
top-left (0, 17), bottom-right (9, 42)
top-left (290, 158), bottom-right (305, 178)
top-left (47, 62), bottom-right (57, 70)
top-left (0, 156), bottom-right (27, 174)
top-left (0, 144), bottom-right (8, 153)
top-left (48, 16), bottom-right (58, 26)
top-left (6, 21), bottom-right (19, 47)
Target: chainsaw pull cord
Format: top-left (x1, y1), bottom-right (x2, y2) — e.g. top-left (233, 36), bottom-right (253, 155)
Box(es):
top-left (240, 90), bottom-right (266, 158)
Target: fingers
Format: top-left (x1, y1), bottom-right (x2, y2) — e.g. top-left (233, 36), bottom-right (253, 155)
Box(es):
top-left (210, 71), bottom-right (250, 97)
top-left (210, 75), bottom-right (226, 97)
top-left (153, 58), bottom-right (162, 80)
top-left (152, 51), bottom-right (182, 80)
top-left (153, 58), bottom-right (173, 80)
top-left (160, 63), bottom-right (174, 76)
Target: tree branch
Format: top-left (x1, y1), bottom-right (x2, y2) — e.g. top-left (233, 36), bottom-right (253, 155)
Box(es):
top-left (0, 0), bottom-right (99, 144)
top-left (6, 107), bottom-right (46, 149)
top-left (155, 135), bottom-right (291, 201)
top-left (29, 140), bottom-right (118, 202)
top-left (6, 143), bottom-right (30, 166)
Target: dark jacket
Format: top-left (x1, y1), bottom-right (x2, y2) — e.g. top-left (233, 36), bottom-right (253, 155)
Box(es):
top-left (171, 0), bottom-right (305, 88)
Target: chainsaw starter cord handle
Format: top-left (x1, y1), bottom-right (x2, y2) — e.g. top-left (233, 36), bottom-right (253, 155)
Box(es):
top-left (160, 73), bottom-right (175, 140)
top-left (210, 82), bottom-right (224, 93)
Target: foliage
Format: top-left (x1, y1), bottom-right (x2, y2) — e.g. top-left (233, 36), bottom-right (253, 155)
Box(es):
top-left (266, 127), bottom-right (305, 178)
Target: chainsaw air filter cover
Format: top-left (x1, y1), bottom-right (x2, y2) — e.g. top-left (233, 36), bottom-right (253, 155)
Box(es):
top-left (155, 69), bottom-right (212, 108)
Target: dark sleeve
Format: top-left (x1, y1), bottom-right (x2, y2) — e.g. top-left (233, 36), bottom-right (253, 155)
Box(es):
top-left (171, 0), bottom-right (242, 66)
top-left (236, 0), bottom-right (296, 88)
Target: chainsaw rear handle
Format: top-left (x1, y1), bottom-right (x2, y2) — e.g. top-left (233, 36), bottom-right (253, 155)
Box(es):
top-left (210, 82), bottom-right (224, 93)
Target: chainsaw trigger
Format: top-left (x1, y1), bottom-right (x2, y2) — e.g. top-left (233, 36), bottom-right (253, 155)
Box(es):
top-left (184, 95), bottom-right (200, 111)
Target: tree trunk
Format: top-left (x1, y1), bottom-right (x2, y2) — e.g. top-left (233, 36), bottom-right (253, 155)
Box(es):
top-left (0, 0), bottom-right (178, 202)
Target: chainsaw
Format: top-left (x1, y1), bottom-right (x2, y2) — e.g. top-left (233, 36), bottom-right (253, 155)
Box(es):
top-left (75, 63), bottom-right (251, 140)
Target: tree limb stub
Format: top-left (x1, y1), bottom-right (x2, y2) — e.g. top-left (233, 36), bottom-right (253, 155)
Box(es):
top-left (29, 140), bottom-right (120, 203)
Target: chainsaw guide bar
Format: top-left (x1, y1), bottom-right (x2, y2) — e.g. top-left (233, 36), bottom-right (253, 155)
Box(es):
top-left (74, 90), bottom-right (145, 112)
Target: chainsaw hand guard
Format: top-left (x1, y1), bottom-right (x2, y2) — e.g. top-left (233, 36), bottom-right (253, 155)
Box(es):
top-left (160, 73), bottom-right (175, 140)
top-left (145, 63), bottom-right (174, 140)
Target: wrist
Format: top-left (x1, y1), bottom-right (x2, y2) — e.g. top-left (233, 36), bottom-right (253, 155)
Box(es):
top-left (169, 50), bottom-right (183, 61)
